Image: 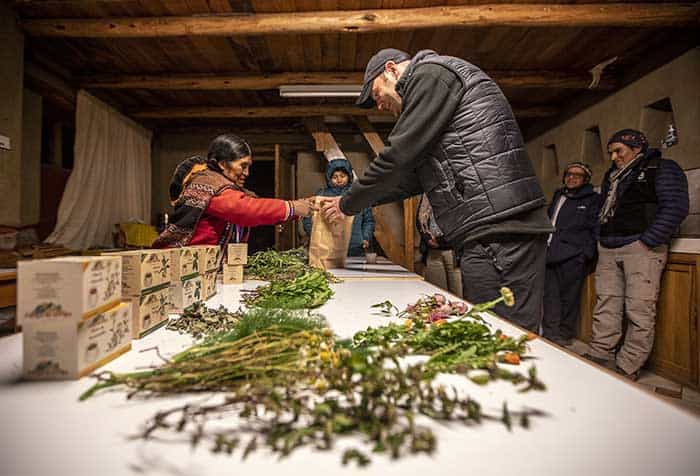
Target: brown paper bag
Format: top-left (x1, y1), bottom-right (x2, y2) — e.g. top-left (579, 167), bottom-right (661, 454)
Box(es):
top-left (308, 197), bottom-right (354, 270)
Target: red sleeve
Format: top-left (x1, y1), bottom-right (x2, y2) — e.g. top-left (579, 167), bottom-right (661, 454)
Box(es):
top-left (206, 188), bottom-right (287, 226)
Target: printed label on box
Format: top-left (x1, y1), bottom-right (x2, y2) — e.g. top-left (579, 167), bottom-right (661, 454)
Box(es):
top-left (227, 243), bottom-right (248, 265)
top-left (202, 271), bottom-right (217, 300)
top-left (222, 264), bottom-right (244, 284)
top-left (193, 245), bottom-right (220, 273)
top-left (130, 285), bottom-right (171, 339)
top-left (18, 256), bottom-right (122, 325)
top-left (170, 275), bottom-right (202, 311)
top-left (23, 302), bottom-right (132, 380)
top-left (105, 249), bottom-right (171, 295)
top-left (171, 247), bottom-right (201, 281)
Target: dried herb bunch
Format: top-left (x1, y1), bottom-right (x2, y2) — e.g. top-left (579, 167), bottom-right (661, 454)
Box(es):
top-left (167, 302), bottom-right (242, 340)
top-left (242, 269), bottom-right (334, 309)
top-left (132, 345), bottom-right (544, 467)
top-left (81, 289), bottom-right (546, 466)
top-left (80, 310), bottom-right (330, 400)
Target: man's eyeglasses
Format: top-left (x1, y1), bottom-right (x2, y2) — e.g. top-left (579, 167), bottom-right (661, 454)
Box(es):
top-left (564, 172), bottom-right (586, 178)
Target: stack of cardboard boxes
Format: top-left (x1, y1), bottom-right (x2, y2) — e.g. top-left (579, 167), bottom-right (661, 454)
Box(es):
top-left (169, 247), bottom-right (202, 311)
top-left (104, 249), bottom-right (172, 339)
top-left (223, 243), bottom-right (247, 284)
top-left (18, 256), bottom-right (132, 380)
top-left (193, 245), bottom-right (220, 300)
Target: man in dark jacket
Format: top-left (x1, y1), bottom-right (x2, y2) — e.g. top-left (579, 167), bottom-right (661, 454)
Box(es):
top-left (542, 162), bottom-right (600, 346)
top-left (321, 48), bottom-right (552, 331)
top-left (584, 129), bottom-right (689, 380)
top-left (302, 158), bottom-right (374, 256)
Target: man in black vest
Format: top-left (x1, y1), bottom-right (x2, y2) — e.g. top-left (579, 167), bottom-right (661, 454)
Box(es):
top-left (584, 129), bottom-right (688, 380)
top-left (320, 48), bottom-right (552, 332)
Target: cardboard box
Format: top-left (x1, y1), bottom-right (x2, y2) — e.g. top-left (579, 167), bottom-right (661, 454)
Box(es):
top-left (128, 285), bottom-right (171, 339)
top-left (227, 243), bottom-right (248, 265)
top-left (18, 256), bottom-right (122, 326)
top-left (170, 275), bottom-right (203, 312)
top-left (201, 270), bottom-right (217, 300)
top-left (192, 245), bottom-right (220, 273)
top-left (222, 264), bottom-right (244, 285)
top-left (103, 249), bottom-right (171, 296)
top-left (23, 302), bottom-right (132, 380)
top-left (171, 247), bottom-right (200, 281)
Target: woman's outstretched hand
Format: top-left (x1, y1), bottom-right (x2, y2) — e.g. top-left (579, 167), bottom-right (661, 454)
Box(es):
top-left (291, 197), bottom-right (317, 217)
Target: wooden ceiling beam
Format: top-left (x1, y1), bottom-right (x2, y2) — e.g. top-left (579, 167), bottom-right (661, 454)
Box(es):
top-left (22, 4), bottom-right (700, 38)
top-left (82, 72), bottom-right (364, 90)
top-left (131, 105), bottom-right (558, 120)
top-left (81, 70), bottom-right (615, 90)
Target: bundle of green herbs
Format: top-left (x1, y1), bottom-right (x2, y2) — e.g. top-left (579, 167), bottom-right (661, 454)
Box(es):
top-left (242, 269), bottom-right (334, 309)
top-left (355, 288), bottom-right (542, 385)
top-left (245, 248), bottom-right (338, 282)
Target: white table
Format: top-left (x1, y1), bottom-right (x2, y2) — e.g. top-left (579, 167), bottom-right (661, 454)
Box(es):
top-left (328, 256), bottom-right (422, 280)
top-left (2, 278), bottom-right (699, 476)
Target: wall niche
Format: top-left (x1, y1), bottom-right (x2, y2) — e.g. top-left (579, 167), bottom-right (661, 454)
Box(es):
top-left (581, 126), bottom-right (604, 165)
top-left (542, 144), bottom-right (559, 180)
top-left (640, 97), bottom-right (678, 150)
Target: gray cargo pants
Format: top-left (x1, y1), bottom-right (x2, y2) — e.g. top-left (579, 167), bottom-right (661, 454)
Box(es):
top-left (588, 240), bottom-right (668, 374)
top-left (424, 248), bottom-right (463, 298)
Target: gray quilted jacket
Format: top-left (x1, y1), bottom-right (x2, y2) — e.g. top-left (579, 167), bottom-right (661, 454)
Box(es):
top-left (341, 50), bottom-right (547, 247)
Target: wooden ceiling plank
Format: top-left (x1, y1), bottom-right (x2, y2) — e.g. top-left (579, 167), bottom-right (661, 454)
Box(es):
top-left (80, 69), bottom-right (613, 90)
top-left (23, 4), bottom-right (700, 38)
top-left (130, 104), bottom-right (558, 119)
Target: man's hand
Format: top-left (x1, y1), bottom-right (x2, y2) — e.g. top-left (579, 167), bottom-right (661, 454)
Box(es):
top-left (320, 196), bottom-right (348, 222)
top-left (291, 197), bottom-right (317, 217)
top-left (362, 240), bottom-right (369, 249)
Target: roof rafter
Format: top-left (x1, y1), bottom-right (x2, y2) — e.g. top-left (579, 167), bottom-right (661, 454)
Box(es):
top-left (22, 3), bottom-right (700, 38)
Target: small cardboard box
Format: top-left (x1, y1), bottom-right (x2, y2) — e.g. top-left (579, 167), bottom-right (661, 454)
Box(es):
top-left (128, 285), bottom-right (171, 339)
top-left (201, 270), bottom-right (217, 300)
top-left (171, 247), bottom-right (201, 281)
top-left (227, 243), bottom-right (248, 265)
top-left (192, 245), bottom-right (220, 273)
top-left (103, 249), bottom-right (171, 296)
top-left (170, 275), bottom-right (203, 312)
top-left (23, 302), bottom-right (132, 380)
top-left (222, 264), bottom-right (244, 285)
top-left (18, 256), bottom-right (122, 326)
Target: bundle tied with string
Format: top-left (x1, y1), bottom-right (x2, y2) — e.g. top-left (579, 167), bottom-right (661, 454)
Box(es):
top-left (308, 197), bottom-right (354, 270)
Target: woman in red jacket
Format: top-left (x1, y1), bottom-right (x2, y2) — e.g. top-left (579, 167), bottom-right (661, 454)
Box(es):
top-left (153, 133), bottom-right (314, 248)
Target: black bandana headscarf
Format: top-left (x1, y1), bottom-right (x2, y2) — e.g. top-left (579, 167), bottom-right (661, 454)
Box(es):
top-left (607, 129), bottom-right (649, 152)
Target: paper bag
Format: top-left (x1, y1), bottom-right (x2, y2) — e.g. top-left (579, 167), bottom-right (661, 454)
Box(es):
top-left (308, 197), bottom-right (354, 270)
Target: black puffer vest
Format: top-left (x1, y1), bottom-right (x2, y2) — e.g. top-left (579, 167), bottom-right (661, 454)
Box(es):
top-left (600, 151), bottom-right (660, 237)
top-left (402, 50), bottom-right (545, 246)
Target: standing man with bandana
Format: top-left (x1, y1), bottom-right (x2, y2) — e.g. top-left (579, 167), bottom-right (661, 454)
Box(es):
top-left (320, 48), bottom-right (552, 332)
top-left (584, 129), bottom-right (688, 380)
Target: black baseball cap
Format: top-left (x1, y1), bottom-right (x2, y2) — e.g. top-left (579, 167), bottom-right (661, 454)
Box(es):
top-left (356, 48), bottom-right (411, 109)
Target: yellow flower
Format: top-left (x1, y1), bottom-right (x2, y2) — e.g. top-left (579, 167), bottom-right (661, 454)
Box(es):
top-left (404, 319), bottom-right (414, 329)
top-left (500, 287), bottom-right (515, 307)
top-left (313, 378), bottom-right (329, 393)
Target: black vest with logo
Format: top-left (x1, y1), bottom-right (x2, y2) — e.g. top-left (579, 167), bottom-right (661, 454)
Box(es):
top-left (600, 154), bottom-right (659, 237)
